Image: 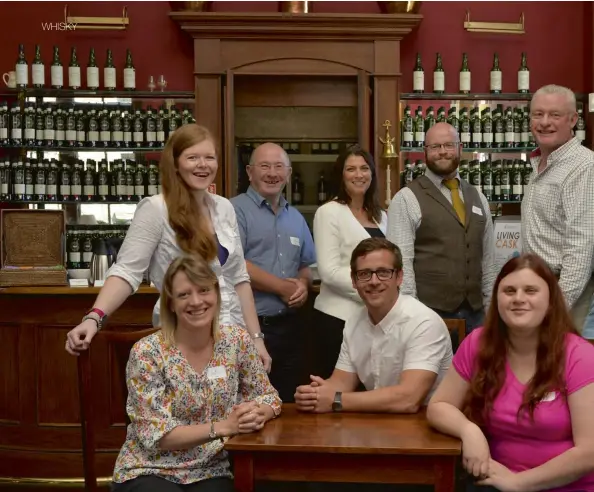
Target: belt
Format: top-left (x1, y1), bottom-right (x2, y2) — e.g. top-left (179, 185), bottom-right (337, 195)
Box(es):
top-left (258, 311), bottom-right (294, 326)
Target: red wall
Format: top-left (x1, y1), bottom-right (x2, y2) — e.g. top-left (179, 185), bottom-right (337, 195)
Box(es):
top-left (0, 1), bottom-right (590, 94)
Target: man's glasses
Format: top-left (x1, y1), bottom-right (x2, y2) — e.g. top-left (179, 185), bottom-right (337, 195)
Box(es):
top-left (354, 268), bottom-right (396, 282)
top-left (424, 142), bottom-right (458, 152)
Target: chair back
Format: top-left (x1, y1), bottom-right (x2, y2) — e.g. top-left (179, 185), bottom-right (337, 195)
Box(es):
top-left (77, 327), bottom-right (159, 492)
top-left (443, 318), bottom-right (466, 347)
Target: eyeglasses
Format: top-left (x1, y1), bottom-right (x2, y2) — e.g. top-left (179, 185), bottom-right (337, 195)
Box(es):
top-left (354, 268), bottom-right (396, 282)
top-left (252, 162), bottom-right (288, 172)
top-left (424, 142), bottom-right (458, 152)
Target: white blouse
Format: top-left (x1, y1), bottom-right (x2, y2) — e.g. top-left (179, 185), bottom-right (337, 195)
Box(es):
top-left (106, 193), bottom-right (250, 327)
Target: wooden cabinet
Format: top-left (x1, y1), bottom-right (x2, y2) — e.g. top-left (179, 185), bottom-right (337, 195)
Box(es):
top-left (170, 12), bottom-right (422, 203)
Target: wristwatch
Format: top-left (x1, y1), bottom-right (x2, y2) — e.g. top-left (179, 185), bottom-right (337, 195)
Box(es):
top-left (252, 332), bottom-right (265, 341)
top-left (332, 391), bottom-right (343, 412)
top-left (82, 308), bottom-right (108, 331)
top-left (209, 421), bottom-right (218, 440)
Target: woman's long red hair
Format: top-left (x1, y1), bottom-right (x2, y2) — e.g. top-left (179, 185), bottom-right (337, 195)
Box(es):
top-left (464, 253), bottom-right (578, 425)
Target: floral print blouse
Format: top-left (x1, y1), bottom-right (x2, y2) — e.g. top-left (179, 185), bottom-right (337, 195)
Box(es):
top-left (113, 324), bottom-right (282, 485)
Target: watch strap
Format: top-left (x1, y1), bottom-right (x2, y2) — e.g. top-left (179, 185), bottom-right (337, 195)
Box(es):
top-left (332, 391), bottom-right (343, 412)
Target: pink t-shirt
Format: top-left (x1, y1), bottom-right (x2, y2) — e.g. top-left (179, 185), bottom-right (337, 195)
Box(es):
top-left (453, 328), bottom-right (594, 492)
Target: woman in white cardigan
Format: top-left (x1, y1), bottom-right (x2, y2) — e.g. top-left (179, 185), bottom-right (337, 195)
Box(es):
top-left (313, 144), bottom-right (387, 379)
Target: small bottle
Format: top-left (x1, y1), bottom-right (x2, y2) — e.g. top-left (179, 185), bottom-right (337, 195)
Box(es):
top-left (69, 47), bottom-right (81, 90)
top-left (87, 48), bottom-right (99, 90)
top-left (104, 49), bottom-right (116, 91)
top-left (317, 172), bottom-right (328, 205)
top-left (123, 48), bottom-right (135, 91)
top-left (15, 44), bottom-right (28, 89)
top-left (32, 45), bottom-right (45, 88)
top-left (459, 53), bottom-right (471, 94)
top-left (413, 53), bottom-right (424, 93)
top-left (518, 52), bottom-right (529, 94)
top-left (433, 52), bottom-right (445, 94)
top-left (490, 53), bottom-right (502, 94)
top-left (50, 46), bottom-right (63, 90)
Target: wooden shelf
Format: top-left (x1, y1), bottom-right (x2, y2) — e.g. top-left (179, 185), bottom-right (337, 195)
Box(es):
top-left (1, 145), bottom-right (163, 152)
top-left (0, 88), bottom-right (194, 99)
top-left (290, 154), bottom-right (338, 163)
top-left (400, 92), bottom-right (587, 102)
top-left (401, 147), bottom-right (534, 153)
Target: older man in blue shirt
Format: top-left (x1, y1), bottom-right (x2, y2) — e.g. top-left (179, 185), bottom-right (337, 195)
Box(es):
top-left (231, 142), bottom-right (316, 403)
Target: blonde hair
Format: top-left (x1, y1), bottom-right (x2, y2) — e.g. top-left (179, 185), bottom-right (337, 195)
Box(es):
top-left (533, 84), bottom-right (577, 112)
top-left (159, 254), bottom-right (221, 347)
top-left (160, 124), bottom-right (218, 261)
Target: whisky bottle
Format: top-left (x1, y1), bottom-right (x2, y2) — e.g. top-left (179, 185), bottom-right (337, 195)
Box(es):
top-left (413, 53), bottom-right (424, 93)
top-left (459, 107), bottom-right (471, 148)
top-left (1, 159), bottom-right (12, 201)
top-left (35, 105), bottom-right (45, 147)
top-left (123, 48), bottom-right (135, 91)
top-left (10, 103), bottom-right (23, 146)
top-left (115, 160), bottom-right (127, 201)
top-left (65, 107), bottom-right (77, 147)
top-left (511, 159), bottom-right (522, 201)
top-left (0, 102), bottom-right (9, 146)
top-left (50, 46), bottom-right (63, 90)
top-left (459, 53), bottom-right (471, 94)
top-left (59, 161), bottom-right (71, 201)
top-left (134, 161), bottom-right (146, 201)
top-left (145, 106), bottom-right (157, 147)
top-left (433, 53), bottom-right (445, 94)
top-left (24, 159), bottom-right (34, 201)
top-left (97, 159), bottom-right (110, 201)
top-left (71, 160), bottom-right (83, 201)
top-left (436, 107), bottom-right (446, 123)
top-left (403, 160), bottom-right (414, 186)
top-left (490, 53), bottom-right (502, 94)
top-left (513, 108), bottom-right (522, 147)
top-left (446, 107), bottom-right (459, 133)
top-left (87, 48), bottom-right (99, 90)
top-left (575, 103), bottom-right (586, 143)
top-left (168, 106), bottom-right (181, 137)
top-left (23, 103), bottom-right (36, 146)
top-left (424, 106), bottom-right (436, 134)
top-left (83, 160), bottom-right (96, 201)
top-left (482, 161), bottom-right (493, 201)
top-left (156, 106), bottom-right (166, 146)
top-left (491, 160), bottom-right (501, 201)
top-left (317, 172), bottom-right (328, 204)
top-left (504, 107), bottom-right (514, 148)
top-left (493, 106), bottom-right (504, 148)
top-left (147, 161), bottom-right (159, 196)
top-left (469, 160), bottom-right (481, 194)
top-left (104, 49), bottom-right (116, 91)
top-left (470, 107), bottom-right (482, 148)
top-left (46, 159), bottom-right (58, 201)
top-left (87, 108), bottom-right (99, 147)
top-left (99, 108), bottom-right (111, 147)
top-left (458, 160), bottom-right (469, 181)
top-left (12, 159), bottom-right (25, 201)
top-left (34, 159), bottom-right (47, 201)
top-left (133, 109), bottom-right (145, 147)
top-left (44, 103), bottom-right (55, 147)
top-left (69, 47), bottom-right (81, 90)
top-left (32, 45), bottom-right (45, 88)
top-left (481, 107), bottom-right (493, 148)
top-left (520, 107), bottom-right (531, 147)
top-left (413, 160), bottom-right (426, 179)
top-left (111, 109), bottom-right (124, 147)
top-left (500, 160), bottom-right (511, 201)
top-left (414, 106), bottom-right (424, 147)
top-left (518, 52), bottom-right (529, 93)
top-left (401, 105), bottom-right (414, 148)
top-left (292, 172), bottom-right (303, 205)
top-left (55, 106), bottom-right (66, 147)
top-left (15, 44), bottom-right (28, 89)
top-left (76, 108), bottom-right (86, 147)
top-left (125, 160), bottom-right (135, 201)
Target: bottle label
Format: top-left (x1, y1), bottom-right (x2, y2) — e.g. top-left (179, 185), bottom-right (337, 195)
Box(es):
top-left (146, 131), bottom-right (156, 142)
top-left (135, 185), bottom-right (144, 195)
top-left (521, 132), bottom-right (530, 143)
top-left (293, 192), bottom-right (301, 202)
top-left (576, 130), bottom-right (586, 142)
top-left (157, 131), bottom-right (166, 142)
top-left (26, 183), bottom-right (34, 194)
top-left (518, 71), bottom-right (529, 91)
top-left (87, 67), bottom-right (99, 88)
top-left (77, 130), bottom-right (86, 142)
top-left (71, 184), bottom-right (82, 195)
top-left (51, 66), bottom-right (63, 87)
top-left (47, 184), bottom-right (57, 195)
top-left (25, 128), bottom-right (35, 140)
top-left (472, 133), bottom-right (482, 143)
top-left (483, 132), bottom-right (493, 143)
top-left (66, 129), bottom-right (77, 141)
top-left (415, 131), bottom-right (425, 143)
top-left (35, 184), bottom-right (46, 195)
top-left (0, 128), bottom-right (7, 139)
top-left (148, 185), bottom-right (158, 195)
top-left (32, 63), bottom-right (45, 86)
top-left (60, 184), bottom-right (71, 196)
top-left (56, 129), bottom-right (65, 140)
top-left (513, 184), bottom-right (522, 195)
top-left (84, 185), bottom-right (95, 195)
top-left (403, 131), bottom-right (414, 143)
top-left (69, 66), bottom-right (81, 88)
top-left (88, 130), bottom-right (99, 142)
top-left (495, 132), bottom-right (504, 143)
top-left (112, 130), bottom-right (123, 141)
top-left (413, 71), bottom-right (424, 91)
top-left (117, 184), bottom-right (127, 195)
top-left (123, 68), bottom-right (135, 89)
top-left (0, 183), bottom-right (7, 194)
top-left (100, 130), bottom-right (111, 141)
top-left (459, 72), bottom-right (471, 92)
top-left (44, 129), bottom-right (55, 141)
top-left (14, 183), bottom-right (25, 194)
top-left (514, 132), bottom-right (521, 143)
top-left (505, 131), bottom-right (514, 142)
top-left (12, 128), bottom-right (22, 139)
top-left (98, 184), bottom-right (109, 196)
top-left (133, 131), bottom-right (144, 142)
top-left (16, 64), bottom-right (28, 85)
top-left (433, 72), bottom-right (444, 92)
top-left (461, 132), bottom-right (471, 143)
top-left (104, 67), bottom-right (116, 88)
top-left (69, 252), bottom-right (81, 262)
top-left (490, 71), bottom-right (502, 91)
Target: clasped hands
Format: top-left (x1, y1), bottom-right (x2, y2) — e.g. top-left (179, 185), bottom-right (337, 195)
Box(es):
top-left (294, 375), bottom-right (336, 413)
top-left (223, 401), bottom-right (268, 436)
top-left (281, 278), bottom-right (308, 308)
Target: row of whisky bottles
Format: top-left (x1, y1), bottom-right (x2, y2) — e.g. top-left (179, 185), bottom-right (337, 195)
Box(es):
top-left (401, 158), bottom-right (532, 202)
top-left (0, 157), bottom-right (162, 203)
top-left (401, 103), bottom-right (587, 149)
top-left (14, 44), bottom-right (136, 91)
top-left (413, 52), bottom-right (529, 94)
top-left (0, 101), bottom-right (195, 148)
top-left (67, 225), bottom-right (129, 271)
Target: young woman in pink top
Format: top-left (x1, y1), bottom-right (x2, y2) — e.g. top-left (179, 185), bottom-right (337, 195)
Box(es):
top-left (427, 253), bottom-right (594, 492)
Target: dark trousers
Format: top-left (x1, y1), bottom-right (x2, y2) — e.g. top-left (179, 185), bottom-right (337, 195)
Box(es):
top-left (433, 302), bottom-right (484, 351)
top-left (259, 311), bottom-right (305, 403)
top-left (112, 476), bottom-right (234, 492)
top-left (313, 309), bottom-right (346, 380)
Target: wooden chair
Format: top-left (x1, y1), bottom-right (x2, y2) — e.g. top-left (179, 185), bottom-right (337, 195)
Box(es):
top-left (77, 327), bottom-right (159, 492)
top-left (444, 318), bottom-right (466, 347)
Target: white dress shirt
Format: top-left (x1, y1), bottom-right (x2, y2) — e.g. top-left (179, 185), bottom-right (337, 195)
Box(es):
top-left (387, 168), bottom-right (496, 309)
top-left (336, 294), bottom-right (453, 403)
top-left (106, 193), bottom-right (250, 326)
top-left (522, 138), bottom-right (594, 308)
top-left (313, 200), bottom-right (388, 322)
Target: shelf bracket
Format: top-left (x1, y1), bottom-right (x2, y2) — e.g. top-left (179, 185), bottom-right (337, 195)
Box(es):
top-left (64, 4), bottom-right (129, 31)
top-left (464, 10), bottom-right (525, 34)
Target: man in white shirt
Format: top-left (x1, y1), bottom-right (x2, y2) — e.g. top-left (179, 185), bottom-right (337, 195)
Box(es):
top-left (522, 84), bottom-right (594, 333)
top-left (294, 237), bottom-right (452, 414)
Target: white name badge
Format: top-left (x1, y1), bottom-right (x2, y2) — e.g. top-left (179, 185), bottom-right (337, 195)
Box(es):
top-left (541, 392), bottom-right (557, 402)
top-left (207, 365), bottom-right (227, 380)
top-left (472, 205), bottom-right (483, 216)
top-left (290, 236), bottom-right (300, 247)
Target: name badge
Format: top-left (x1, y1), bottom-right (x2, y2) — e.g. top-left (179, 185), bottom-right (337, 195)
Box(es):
top-left (207, 366), bottom-right (227, 380)
top-left (541, 392), bottom-right (557, 402)
top-left (290, 236), bottom-right (300, 247)
top-left (472, 205), bottom-right (483, 216)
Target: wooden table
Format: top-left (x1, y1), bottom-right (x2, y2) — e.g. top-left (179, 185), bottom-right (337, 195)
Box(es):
top-left (225, 404), bottom-right (461, 492)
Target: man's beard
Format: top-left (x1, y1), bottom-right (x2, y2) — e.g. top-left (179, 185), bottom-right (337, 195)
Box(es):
top-left (426, 156), bottom-right (460, 177)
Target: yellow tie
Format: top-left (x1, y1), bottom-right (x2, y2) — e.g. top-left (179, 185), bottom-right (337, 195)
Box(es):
top-left (443, 179), bottom-right (466, 224)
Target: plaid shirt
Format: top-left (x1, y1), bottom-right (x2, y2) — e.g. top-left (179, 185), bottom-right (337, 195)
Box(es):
top-left (521, 137), bottom-right (594, 308)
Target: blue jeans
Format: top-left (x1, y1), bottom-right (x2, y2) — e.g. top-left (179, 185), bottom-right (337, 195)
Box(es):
top-left (433, 304), bottom-right (484, 351)
top-left (583, 298), bottom-right (594, 339)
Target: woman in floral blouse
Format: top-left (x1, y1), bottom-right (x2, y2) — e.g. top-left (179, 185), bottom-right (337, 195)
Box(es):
top-left (112, 254), bottom-right (282, 492)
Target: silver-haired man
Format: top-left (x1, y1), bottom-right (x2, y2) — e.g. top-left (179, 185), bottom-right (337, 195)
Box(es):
top-left (522, 84), bottom-right (594, 333)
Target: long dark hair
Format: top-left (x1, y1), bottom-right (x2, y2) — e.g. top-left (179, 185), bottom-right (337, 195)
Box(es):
top-left (332, 144), bottom-right (382, 223)
top-left (464, 253), bottom-right (578, 425)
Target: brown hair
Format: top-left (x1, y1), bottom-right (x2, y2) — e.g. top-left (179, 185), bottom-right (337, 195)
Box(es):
top-left (464, 253), bottom-right (578, 425)
top-left (332, 144), bottom-right (382, 223)
top-left (160, 254), bottom-right (221, 347)
top-left (160, 124), bottom-right (217, 261)
top-left (350, 237), bottom-right (403, 276)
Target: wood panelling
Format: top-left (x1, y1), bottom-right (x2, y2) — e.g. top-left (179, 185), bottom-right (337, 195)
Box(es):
top-left (234, 59), bottom-right (359, 76)
top-left (0, 324), bottom-right (19, 423)
top-left (0, 290), bottom-right (158, 482)
top-left (235, 76), bottom-right (358, 108)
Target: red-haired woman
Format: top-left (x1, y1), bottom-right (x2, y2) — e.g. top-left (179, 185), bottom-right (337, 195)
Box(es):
top-left (427, 253), bottom-right (594, 492)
